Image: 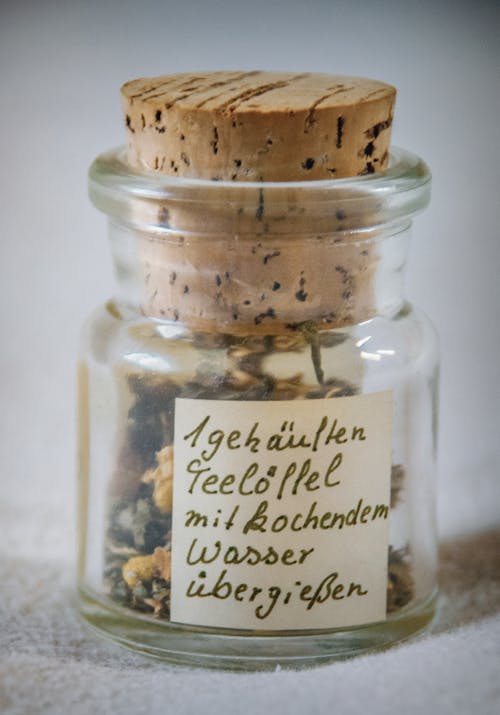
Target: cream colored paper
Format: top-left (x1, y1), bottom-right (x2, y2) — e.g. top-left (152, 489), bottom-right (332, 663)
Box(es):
top-left (171, 392), bottom-right (393, 631)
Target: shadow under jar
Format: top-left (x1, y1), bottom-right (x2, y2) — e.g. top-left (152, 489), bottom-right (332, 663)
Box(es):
top-left (77, 146), bottom-right (438, 669)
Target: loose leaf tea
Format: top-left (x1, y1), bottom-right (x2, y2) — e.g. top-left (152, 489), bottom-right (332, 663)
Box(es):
top-left (104, 330), bottom-right (413, 622)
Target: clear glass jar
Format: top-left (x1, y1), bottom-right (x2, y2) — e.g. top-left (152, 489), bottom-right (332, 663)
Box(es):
top-left (77, 146), bottom-right (438, 669)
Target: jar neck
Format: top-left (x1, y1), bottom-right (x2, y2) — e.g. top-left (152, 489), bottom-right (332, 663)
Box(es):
top-left (91, 146), bottom-right (429, 334)
top-left (108, 219), bottom-right (411, 333)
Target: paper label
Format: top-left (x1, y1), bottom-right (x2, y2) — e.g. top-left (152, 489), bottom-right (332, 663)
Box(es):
top-left (171, 392), bottom-right (393, 631)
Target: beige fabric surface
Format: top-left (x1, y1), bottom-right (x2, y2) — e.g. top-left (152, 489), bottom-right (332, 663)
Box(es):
top-left (1, 498), bottom-right (499, 715)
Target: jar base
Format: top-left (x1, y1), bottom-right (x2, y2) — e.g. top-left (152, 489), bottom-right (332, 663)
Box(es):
top-left (77, 586), bottom-right (437, 671)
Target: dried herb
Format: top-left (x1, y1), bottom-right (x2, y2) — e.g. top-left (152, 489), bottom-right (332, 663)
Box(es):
top-left (387, 546), bottom-right (414, 612)
top-left (104, 328), bottom-right (410, 620)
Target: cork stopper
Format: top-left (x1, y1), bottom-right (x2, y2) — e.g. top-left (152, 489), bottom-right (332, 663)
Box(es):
top-left (118, 71), bottom-right (397, 333)
top-left (121, 71), bottom-right (395, 181)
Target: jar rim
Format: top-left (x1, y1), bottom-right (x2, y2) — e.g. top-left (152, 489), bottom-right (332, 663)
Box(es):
top-left (89, 146), bottom-right (431, 233)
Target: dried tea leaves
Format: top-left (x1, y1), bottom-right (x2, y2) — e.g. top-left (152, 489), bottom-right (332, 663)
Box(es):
top-left (104, 329), bottom-right (411, 621)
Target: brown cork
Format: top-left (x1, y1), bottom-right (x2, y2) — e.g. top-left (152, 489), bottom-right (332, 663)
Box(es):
top-left (121, 71), bottom-right (395, 181)
top-left (138, 202), bottom-right (379, 334)
top-left (119, 71), bottom-right (396, 333)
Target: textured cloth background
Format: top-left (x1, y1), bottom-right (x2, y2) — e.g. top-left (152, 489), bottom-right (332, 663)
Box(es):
top-left (1, 503), bottom-right (499, 715)
top-left (1, 1), bottom-right (499, 713)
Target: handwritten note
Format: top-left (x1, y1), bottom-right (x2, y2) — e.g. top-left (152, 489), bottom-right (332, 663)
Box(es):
top-left (171, 392), bottom-right (393, 631)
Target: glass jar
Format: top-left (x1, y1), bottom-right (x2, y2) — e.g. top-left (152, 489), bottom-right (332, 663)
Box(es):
top-left (77, 146), bottom-right (438, 669)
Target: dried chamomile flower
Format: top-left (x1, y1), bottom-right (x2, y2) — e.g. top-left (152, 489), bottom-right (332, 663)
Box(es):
top-left (119, 548), bottom-right (172, 616)
top-left (270, 373), bottom-right (309, 400)
top-left (182, 363), bottom-right (270, 401)
top-left (122, 554), bottom-right (155, 588)
top-left (307, 377), bottom-right (357, 399)
top-left (227, 345), bottom-right (267, 377)
top-left (142, 445), bottom-right (174, 513)
top-left (272, 334), bottom-right (307, 352)
top-left (143, 596), bottom-right (169, 617)
top-left (143, 576), bottom-right (171, 617)
top-left (227, 368), bottom-right (262, 391)
top-left (153, 546), bottom-right (172, 581)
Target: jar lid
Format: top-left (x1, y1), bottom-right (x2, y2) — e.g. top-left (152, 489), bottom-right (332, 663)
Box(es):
top-left (121, 71), bottom-right (397, 182)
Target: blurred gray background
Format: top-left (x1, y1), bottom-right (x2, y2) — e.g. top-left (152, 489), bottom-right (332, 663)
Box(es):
top-left (0, 1), bottom-right (499, 713)
top-left (1, 0), bottom-right (498, 533)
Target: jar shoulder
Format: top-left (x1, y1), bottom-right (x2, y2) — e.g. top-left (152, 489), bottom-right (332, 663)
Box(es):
top-left (80, 300), bottom-right (438, 385)
top-left (79, 300), bottom-right (124, 361)
top-left (354, 302), bottom-right (439, 365)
